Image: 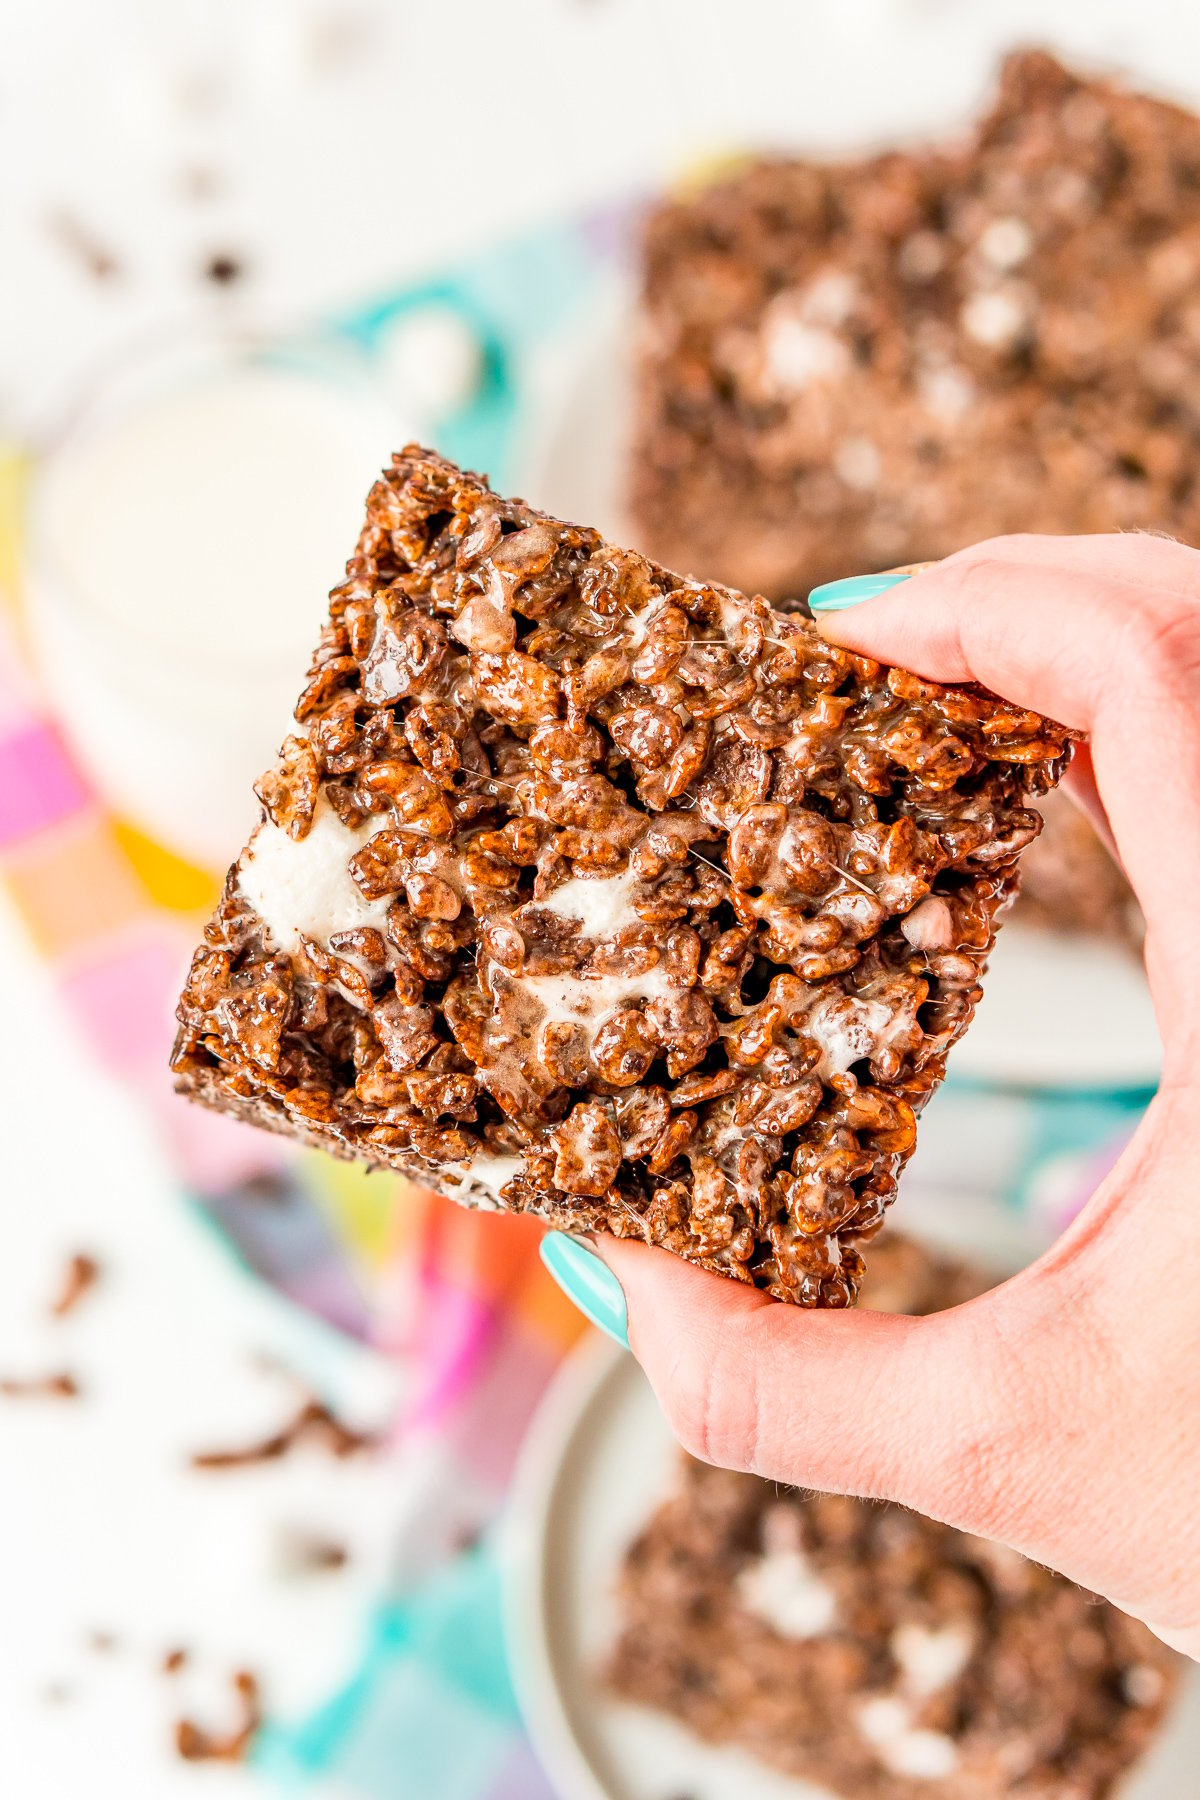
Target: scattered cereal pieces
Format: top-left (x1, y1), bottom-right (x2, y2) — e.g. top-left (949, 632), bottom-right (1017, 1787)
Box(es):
top-left (190, 1396), bottom-right (377, 1469)
top-left (174, 1669), bottom-right (261, 1763)
top-left (49, 1253), bottom-right (101, 1319)
top-left (0, 1371), bottom-right (80, 1399)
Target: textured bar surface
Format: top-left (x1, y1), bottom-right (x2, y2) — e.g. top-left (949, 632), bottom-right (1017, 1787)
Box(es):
top-left (173, 447), bottom-right (1070, 1305)
top-left (607, 1237), bottom-right (1178, 1795)
top-left (631, 50), bottom-right (1200, 600)
top-left (631, 47), bottom-right (1198, 950)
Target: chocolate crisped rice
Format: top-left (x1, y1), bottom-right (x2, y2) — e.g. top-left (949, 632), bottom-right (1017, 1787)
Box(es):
top-left (608, 1462), bottom-right (1176, 1800)
top-left (175, 1669), bottom-right (261, 1763)
top-left (629, 48), bottom-right (1167, 951)
top-left (605, 1237), bottom-right (1180, 1799)
top-left (631, 51), bottom-right (1200, 603)
top-left (171, 447), bottom-right (1072, 1305)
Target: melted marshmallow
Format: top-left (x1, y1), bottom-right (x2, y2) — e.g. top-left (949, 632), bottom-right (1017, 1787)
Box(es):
top-left (859, 1698), bottom-right (959, 1780)
top-left (535, 866), bottom-right (640, 940)
top-left (977, 215), bottom-right (1033, 271)
top-left (521, 963), bottom-right (674, 1032)
top-left (764, 316), bottom-right (851, 392)
top-left (804, 994), bottom-right (907, 1080)
top-left (891, 1622), bottom-right (974, 1698)
top-left (237, 795), bottom-right (393, 956)
top-left (736, 1549), bottom-right (838, 1640)
top-left (960, 287), bottom-right (1028, 350)
top-left (445, 1154), bottom-right (525, 1212)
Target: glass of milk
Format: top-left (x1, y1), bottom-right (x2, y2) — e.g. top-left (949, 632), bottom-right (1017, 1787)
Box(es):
top-left (25, 326), bottom-right (412, 871)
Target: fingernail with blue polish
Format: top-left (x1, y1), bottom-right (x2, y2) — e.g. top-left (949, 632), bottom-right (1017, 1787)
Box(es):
top-left (808, 571), bottom-right (912, 613)
top-left (540, 1233), bottom-right (629, 1348)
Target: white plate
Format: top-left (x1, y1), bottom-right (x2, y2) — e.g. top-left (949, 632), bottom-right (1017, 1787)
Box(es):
top-left (503, 1333), bottom-right (1200, 1800)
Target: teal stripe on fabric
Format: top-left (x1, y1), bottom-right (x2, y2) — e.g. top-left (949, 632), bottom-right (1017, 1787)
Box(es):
top-left (329, 215), bottom-right (621, 488)
top-left (257, 1545), bottom-right (520, 1789)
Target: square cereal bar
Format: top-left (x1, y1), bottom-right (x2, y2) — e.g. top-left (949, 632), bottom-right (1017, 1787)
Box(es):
top-left (173, 448), bottom-right (1070, 1305)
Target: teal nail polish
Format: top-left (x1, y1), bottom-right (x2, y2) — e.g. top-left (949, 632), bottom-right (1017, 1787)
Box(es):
top-left (539, 1233), bottom-right (629, 1348)
top-left (808, 571), bottom-right (912, 612)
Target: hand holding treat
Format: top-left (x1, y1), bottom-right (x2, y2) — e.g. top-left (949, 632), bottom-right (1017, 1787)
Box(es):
top-left (573, 534), bottom-right (1200, 1661)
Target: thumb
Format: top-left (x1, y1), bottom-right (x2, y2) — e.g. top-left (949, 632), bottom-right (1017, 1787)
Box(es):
top-left (597, 1234), bottom-right (1050, 1544)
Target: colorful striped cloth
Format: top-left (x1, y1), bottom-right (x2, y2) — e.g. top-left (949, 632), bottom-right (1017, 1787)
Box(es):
top-left (0, 462), bottom-right (585, 1795)
top-left (0, 219), bottom-right (620, 1796)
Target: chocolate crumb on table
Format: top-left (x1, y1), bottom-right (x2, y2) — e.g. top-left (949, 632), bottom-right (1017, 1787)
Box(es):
top-left (276, 1528), bottom-right (350, 1574)
top-left (49, 1252), bottom-right (101, 1319)
top-left (606, 1236), bottom-right (1179, 1798)
top-left (189, 1396), bottom-right (377, 1469)
top-left (0, 1371), bottom-right (80, 1399)
top-left (172, 446), bottom-right (1072, 1306)
top-left (204, 251), bottom-right (244, 285)
top-left (44, 209), bottom-right (120, 281)
top-left (174, 1669), bottom-right (262, 1764)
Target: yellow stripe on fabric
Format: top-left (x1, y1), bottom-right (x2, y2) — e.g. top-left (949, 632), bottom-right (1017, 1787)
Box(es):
top-left (0, 448), bottom-right (27, 618)
top-left (112, 817), bottom-right (221, 916)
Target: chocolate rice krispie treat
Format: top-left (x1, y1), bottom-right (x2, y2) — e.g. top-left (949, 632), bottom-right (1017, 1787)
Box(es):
top-left (172, 448), bottom-right (1071, 1305)
top-left (607, 1237), bottom-right (1178, 1796)
top-left (632, 50), bottom-right (1200, 598)
top-left (631, 49), bottom-right (1161, 948)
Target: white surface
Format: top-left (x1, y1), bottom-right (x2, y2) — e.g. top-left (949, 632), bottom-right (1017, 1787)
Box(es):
top-left (503, 1334), bottom-right (1200, 1800)
top-left (0, 887), bottom-right (407, 1799)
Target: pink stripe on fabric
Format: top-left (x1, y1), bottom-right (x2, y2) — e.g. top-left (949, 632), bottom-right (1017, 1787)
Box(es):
top-left (0, 722), bottom-right (90, 846)
top-left (443, 1319), bottom-right (561, 1489)
top-left (402, 1272), bottom-right (498, 1432)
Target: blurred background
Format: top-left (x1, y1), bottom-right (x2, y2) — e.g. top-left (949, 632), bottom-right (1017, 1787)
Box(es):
top-left (0, 2), bottom-right (1196, 1797)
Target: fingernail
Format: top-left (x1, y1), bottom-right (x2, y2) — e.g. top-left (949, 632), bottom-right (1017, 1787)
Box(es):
top-left (539, 1233), bottom-right (629, 1348)
top-left (808, 571), bottom-right (912, 613)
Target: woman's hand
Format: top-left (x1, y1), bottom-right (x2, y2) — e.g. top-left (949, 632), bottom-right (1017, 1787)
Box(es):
top-left (549, 534), bottom-right (1200, 1659)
